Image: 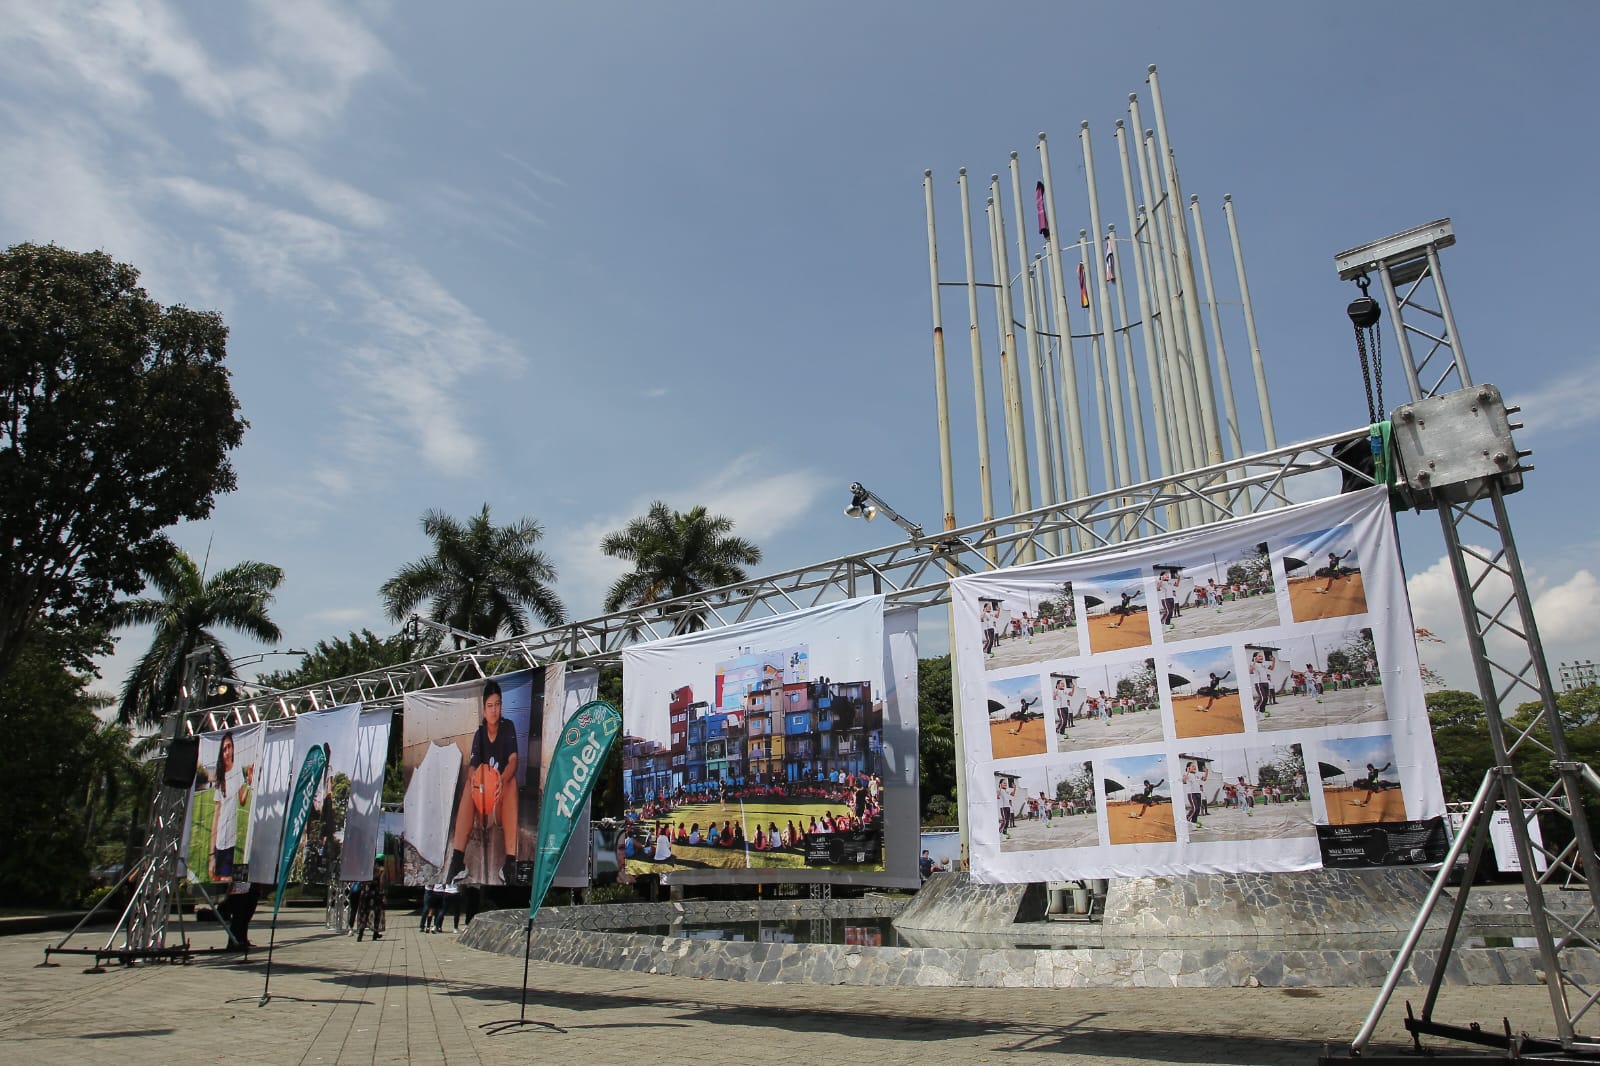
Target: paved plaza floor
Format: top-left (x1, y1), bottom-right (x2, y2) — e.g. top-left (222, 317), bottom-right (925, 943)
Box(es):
top-left (0, 911), bottom-right (1559, 1064)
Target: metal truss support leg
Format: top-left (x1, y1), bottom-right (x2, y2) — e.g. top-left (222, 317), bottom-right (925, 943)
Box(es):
top-left (1353, 480), bottom-right (1600, 1055)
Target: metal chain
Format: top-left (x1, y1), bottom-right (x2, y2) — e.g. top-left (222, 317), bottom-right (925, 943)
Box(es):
top-left (1354, 324), bottom-right (1376, 424)
top-left (1352, 274), bottom-right (1382, 424)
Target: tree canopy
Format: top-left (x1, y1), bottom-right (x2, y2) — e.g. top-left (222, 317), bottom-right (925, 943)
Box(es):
top-left (380, 504), bottom-right (565, 643)
top-left (600, 502), bottom-right (761, 631)
top-left (112, 549), bottom-right (283, 726)
top-left (0, 243), bottom-right (247, 676)
top-left (259, 628), bottom-right (436, 691)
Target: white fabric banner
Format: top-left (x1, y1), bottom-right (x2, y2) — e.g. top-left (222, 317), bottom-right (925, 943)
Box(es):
top-left (340, 708), bottom-right (393, 881)
top-left (245, 720), bottom-right (296, 883)
top-left (620, 596), bottom-right (918, 888)
top-left (953, 488), bottom-right (1445, 883)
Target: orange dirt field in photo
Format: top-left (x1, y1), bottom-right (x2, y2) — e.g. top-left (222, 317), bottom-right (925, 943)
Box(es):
top-left (989, 718), bottom-right (1048, 759)
top-left (1320, 785), bottom-right (1407, 825)
top-left (1086, 610), bottom-right (1152, 653)
top-left (1170, 692), bottom-right (1245, 739)
top-left (1106, 799), bottom-right (1177, 844)
top-left (1287, 574), bottom-right (1368, 623)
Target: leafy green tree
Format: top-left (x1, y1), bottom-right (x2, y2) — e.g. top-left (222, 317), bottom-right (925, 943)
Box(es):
top-left (0, 243), bottom-right (247, 677)
top-left (381, 504), bottom-right (564, 644)
top-left (917, 655), bottom-right (956, 818)
top-left (600, 502), bottom-right (762, 631)
top-left (0, 633), bottom-right (107, 904)
top-left (112, 549), bottom-right (283, 726)
top-left (1427, 689), bottom-right (1493, 802)
top-left (259, 628), bottom-right (436, 690)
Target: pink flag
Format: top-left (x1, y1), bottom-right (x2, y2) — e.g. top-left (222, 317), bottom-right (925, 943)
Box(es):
top-left (1077, 262), bottom-right (1090, 308)
top-left (1035, 182), bottom-right (1049, 240)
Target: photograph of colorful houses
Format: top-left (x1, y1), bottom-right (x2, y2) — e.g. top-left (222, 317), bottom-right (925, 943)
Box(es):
top-left (622, 643), bottom-right (886, 874)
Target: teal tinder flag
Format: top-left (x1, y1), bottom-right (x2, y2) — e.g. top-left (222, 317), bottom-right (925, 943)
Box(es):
top-left (528, 700), bottom-right (622, 919)
top-left (274, 742), bottom-right (329, 916)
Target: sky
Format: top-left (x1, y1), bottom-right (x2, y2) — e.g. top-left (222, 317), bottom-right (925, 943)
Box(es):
top-left (3, 2), bottom-right (1597, 701)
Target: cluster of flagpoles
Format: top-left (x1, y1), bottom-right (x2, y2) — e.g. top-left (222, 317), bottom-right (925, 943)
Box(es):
top-left (925, 66), bottom-right (1278, 550)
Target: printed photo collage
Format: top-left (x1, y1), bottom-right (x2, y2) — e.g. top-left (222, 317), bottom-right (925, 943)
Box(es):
top-left (977, 521), bottom-right (1409, 857)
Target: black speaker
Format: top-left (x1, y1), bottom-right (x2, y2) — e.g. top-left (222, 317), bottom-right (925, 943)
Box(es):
top-left (164, 736), bottom-right (201, 789)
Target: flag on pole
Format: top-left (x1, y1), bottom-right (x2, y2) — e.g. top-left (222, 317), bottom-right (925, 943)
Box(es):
top-left (1105, 234), bottom-right (1117, 283)
top-left (274, 742), bottom-right (328, 918)
top-left (1078, 262), bottom-right (1090, 308)
top-left (528, 700), bottom-right (622, 918)
top-left (1035, 182), bottom-right (1049, 240)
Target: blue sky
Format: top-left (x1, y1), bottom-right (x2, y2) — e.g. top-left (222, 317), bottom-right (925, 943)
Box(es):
top-left (3, 3), bottom-right (1596, 697)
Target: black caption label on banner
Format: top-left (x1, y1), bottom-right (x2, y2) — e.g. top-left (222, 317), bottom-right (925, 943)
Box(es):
top-left (1316, 817), bottom-right (1449, 869)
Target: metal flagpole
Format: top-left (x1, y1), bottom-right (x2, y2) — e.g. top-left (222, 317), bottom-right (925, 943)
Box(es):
top-left (1188, 193), bottom-right (1244, 457)
top-left (1223, 194), bottom-right (1277, 449)
top-left (1038, 254), bottom-right (1075, 516)
top-left (1037, 134), bottom-right (1091, 516)
top-left (1141, 126), bottom-right (1199, 469)
top-left (1129, 95), bottom-right (1195, 484)
top-left (1034, 255), bottom-right (1071, 555)
top-left (1115, 118), bottom-right (1173, 484)
top-left (1078, 230), bottom-right (1116, 509)
top-left (990, 177), bottom-right (1033, 525)
top-left (1107, 223), bottom-right (1151, 483)
top-left (1009, 155), bottom-right (1056, 511)
top-left (985, 192), bottom-right (1025, 520)
top-left (922, 172), bottom-right (958, 533)
top-left (1147, 64), bottom-right (1224, 466)
top-left (1080, 122), bottom-right (1132, 494)
top-left (956, 169), bottom-right (998, 563)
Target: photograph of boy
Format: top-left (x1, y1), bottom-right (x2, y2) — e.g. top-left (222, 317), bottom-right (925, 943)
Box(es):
top-left (1082, 569), bottom-right (1151, 653)
top-left (1283, 524), bottom-right (1368, 623)
top-left (1152, 541), bottom-right (1280, 644)
top-left (987, 673), bottom-right (1046, 759)
top-left (1316, 734), bottom-right (1405, 825)
top-left (1167, 645), bottom-right (1245, 739)
top-left (1252, 629), bottom-right (1386, 732)
top-left (979, 581), bottom-right (1079, 671)
top-left (1179, 743), bottom-right (1314, 844)
top-left (1104, 753), bottom-right (1177, 845)
top-left (997, 760), bottom-right (1099, 853)
top-left (1054, 658), bottom-right (1164, 753)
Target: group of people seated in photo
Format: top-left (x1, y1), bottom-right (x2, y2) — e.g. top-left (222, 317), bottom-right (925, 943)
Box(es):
top-left (625, 806), bottom-right (880, 863)
top-left (622, 771), bottom-right (886, 864)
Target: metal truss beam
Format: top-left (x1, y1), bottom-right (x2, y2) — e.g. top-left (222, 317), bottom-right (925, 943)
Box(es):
top-left (188, 426), bottom-right (1377, 733)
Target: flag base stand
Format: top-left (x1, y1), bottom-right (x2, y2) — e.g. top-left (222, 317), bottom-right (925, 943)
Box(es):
top-left (479, 920), bottom-right (566, 1036)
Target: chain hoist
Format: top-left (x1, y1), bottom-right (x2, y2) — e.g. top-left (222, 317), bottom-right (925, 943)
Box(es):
top-left (1347, 273), bottom-right (1383, 424)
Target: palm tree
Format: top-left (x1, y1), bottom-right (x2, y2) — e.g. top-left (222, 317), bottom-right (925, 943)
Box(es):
top-left (601, 502), bottom-right (762, 632)
top-left (113, 550), bottom-right (284, 726)
top-left (380, 504), bottom-right (565, 644)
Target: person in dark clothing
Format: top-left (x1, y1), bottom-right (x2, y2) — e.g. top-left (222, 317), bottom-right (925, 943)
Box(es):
top-left (444, 679), bottom-right (520, 886)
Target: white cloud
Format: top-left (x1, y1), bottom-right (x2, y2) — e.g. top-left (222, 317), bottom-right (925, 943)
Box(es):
top-left (550, 455), bottom-right (830, 620)
top-left (308, 606), bottom-right (375, 626)
top-left (235, 147), bottom-right (389, 229)
top-left (1505, 366), bottom-right (1600, 442)
top-left (1407, 550), bottom-right (1600, 700)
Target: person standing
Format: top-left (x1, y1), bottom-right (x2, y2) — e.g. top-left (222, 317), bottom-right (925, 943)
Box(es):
top-left (1183, 763), bottom-right (1206, 827)
top-left (354, 859), bottom-right (387, 942)
top-left (1250, 651), bottom-right (1276, 719)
